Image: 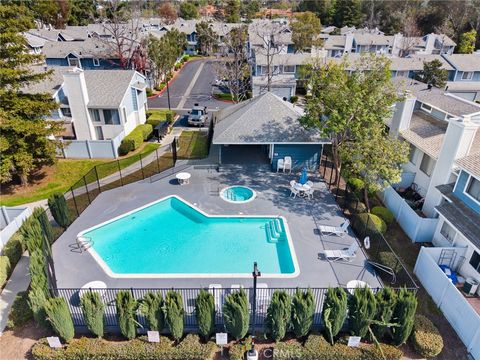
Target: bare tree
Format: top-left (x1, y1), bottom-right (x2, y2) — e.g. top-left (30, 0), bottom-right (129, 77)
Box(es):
top-left (396, 10), bottom-right (421, 57)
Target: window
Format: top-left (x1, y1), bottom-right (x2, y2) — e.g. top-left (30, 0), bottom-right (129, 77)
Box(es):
top-left (419, 153), bottom-right (436, 176)
top-left (283, 65), bottom-right (295, 73)
top-left (61, 107), bottom-right (71, 117)
top-left (103, 109), bottom-right (120, 125)
top-left (94, 126), bottom-right (104, 140)
top-left (67, 57), bottom-right (80, 67)
top-left (131, 87), bottom-right (138, 111)
top-left (93, 58), bottom-right (100, 66)
top-left (408, 144), bottom-right (418, 164)
top-left (397, 70), bottom-right (409, 77)
top-left (90, 109), bottom-right (101, 122)
top-left (420, 103), bottom-right (432, 113)
top-left (440, 221), bottom-right (456, 244)
top-left (461, 71), bottom-right (474, 80)
top-left (469, 251), bottom-right (480, 274)
top-left (466, 176), bottom-right (480, 202)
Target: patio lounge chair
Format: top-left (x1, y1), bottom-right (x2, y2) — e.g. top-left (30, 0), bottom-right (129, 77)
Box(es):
top-left (277, 159), bottom-right (284, 172)
top-left (284, 157), bottom-right (292, 173)
top-left (321, 241), bottom-right (359, 262)
top-left (318, 220), bottom-right (350, 236)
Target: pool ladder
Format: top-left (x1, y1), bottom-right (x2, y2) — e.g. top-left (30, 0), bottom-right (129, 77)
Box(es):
top-left (69, 236), bottom-right (94, 254)
top-left (266, 219), bottom-right (283, 243)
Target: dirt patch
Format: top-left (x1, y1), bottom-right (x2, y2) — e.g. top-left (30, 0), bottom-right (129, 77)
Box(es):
top-left (0, 321), bottom-right (50, 360)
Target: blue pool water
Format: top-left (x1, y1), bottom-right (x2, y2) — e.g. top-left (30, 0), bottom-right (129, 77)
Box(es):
top-left (83, 196), bottom-right (296, 276)
top-left (220, 186), bottom-right (255, 203)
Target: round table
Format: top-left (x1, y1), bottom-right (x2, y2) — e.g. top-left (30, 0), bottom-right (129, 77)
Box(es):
top-left (346, 280), bottom-right (371, 294)
top-left (176, 172), bottom-right (191, 185)
top-left (294, 183), bottom-right (311, 196)
top-left (79, 280), bottom-right (107, 298)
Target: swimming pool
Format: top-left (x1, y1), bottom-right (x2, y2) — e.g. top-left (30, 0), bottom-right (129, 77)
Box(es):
top-left (79, 196), bottom-right (299, 278)
top-left (220, 186), bottom-right (256, 203)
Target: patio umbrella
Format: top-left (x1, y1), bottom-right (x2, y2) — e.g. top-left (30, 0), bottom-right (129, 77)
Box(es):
top-left (299, 168), bottom-right (308, 185)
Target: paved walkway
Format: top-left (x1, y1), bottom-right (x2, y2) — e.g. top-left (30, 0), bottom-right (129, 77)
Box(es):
top-left (0, 254), bottom-right (30, 336)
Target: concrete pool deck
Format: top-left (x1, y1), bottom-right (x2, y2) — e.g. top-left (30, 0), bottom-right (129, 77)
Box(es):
top-left (52, 164), bottom-right (381, 289)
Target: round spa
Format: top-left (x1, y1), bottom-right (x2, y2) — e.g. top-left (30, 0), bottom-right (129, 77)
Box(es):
top-left (220, 186), bottom-right (256, 204)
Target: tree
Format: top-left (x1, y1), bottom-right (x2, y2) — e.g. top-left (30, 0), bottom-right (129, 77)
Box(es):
top-left (457, 29), bottom-right (477, 53)
top-left (139, 291), bottom-right (165, 331)
top-left (48, 193), bottom-right (71, 229)
top-left (195, 289), bottom-right (215, 341)
top-left (80, 291), bottom-right (105, 338)
top-left (225, 0), bottom-right (241, 23)
top-left (391, 288), bottom-right (417, 345)
top-left (33, 207), bottom-right (54, 245)
top-left (165, 290), bottom-right (184, 341)
top-left (291, 288), bottom-right (315, 338)
top-left (45, 297), bottom-right (75, 342)
top-left (68, 0), bottom-right (97, 26)
top-left (242, 0), bottom-right (260, 22)
top-left (333, 0), bottom-right (363, 28)
top-left (265, 290), bottom-right (291, 342)
top-left (0, 5), bottom-right (63, 186)
top-left (416, 59), bottom-right (448, 88)
top-left (291, 11), bottom-right (322, 52)
top-left (31, 0), bottom-right (70, 29)
top-left (348, 286), bottom-right (377, 338)
top-left (158, 2), bottom-right (177, 25)
top-left (322, 287), bottom-right (347, 344)
top-left (116, 290), bottom-right (138, 340)
top-left (300, 55), bottom-right (398, 187)
top-left (179, 2), bottom-right (199, 19)
top-left (372, 287), bottom-right (397, 340)
top-left (397, 9), bottom-right (421, 57)
top-left (196, 21), bottom-right (217, 55)
top-left (297, 0), bottom-right (334, 25)
top-left (223, 288), bottom-right (249, 340)
top-left (339, 123), bottom-right (409, 211)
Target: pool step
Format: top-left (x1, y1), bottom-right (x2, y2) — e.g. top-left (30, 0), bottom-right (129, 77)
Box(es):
top-left (266, 219), bottom-right (284, 243)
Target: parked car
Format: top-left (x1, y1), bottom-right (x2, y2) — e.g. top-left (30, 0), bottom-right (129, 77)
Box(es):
top-left (187, 104), bottom-right (208, 127)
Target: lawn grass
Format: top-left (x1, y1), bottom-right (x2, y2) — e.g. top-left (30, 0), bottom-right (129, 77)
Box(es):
top-left (0, 143), bottom-right (159, 206)
top-left (176, 131), bottom-right (209, 159)
top-left (213, 92), bottom-right (234, 101)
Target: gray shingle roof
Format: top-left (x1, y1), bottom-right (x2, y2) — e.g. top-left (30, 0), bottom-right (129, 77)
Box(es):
top-left (443, 53), bottom-right (480, 72)
top-left (84, 70), bottom-right (137, 107)
top-left (390, 55), bottom-right (453, 71)
top-left (41, 38), bottom-right (111, 59)
top-left (456, 154), bottom-right (480, 178)
top-left (20, 66), bottom-right (71, 95)
top-left (213, 92), bottom-right (327, 144)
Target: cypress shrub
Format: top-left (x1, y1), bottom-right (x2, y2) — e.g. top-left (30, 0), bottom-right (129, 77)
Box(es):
top-left (44, 297), bottom-right (74, 342)
top-left (29, 250), bottom-right (48, 291)
top-left (139, 291), bottom-right (165, 332)
top-left (372, 287), bottom-right (397, 339)
top-left (115, 290), bottom-right (138, 340)
top-left (20, 216), bottom-right (43, 254)
top-left (28, 284), bottom-right (49, 328)
top-left (348, 286), bottom-right (377, 338)
top-left (3, 232), bottom-right (24, 269)
top-left (322, 287), bottom-right (347, 344)
top-left (48, 193), bottom-right (71, 229)
top-left (391, 288), bottom-right (417, 345)
top-left (33, 207), bottom-right (54, 244)
top-left (165, 290), bottom-right (184, 341)
top-left (195, 289), bottom-right (215, 340)
top-left (0, 256), bottom-right (11, 288)
top-left (265, 290), bottom-right (291, 342)
top-left (223, 288), bottom-right (249, 340)
top-left (29, 249), bottom-right (50, 327)
top-left (80, 291), bottom-right (105, 338)
top-left (291, 288), bottom-right (315, 338)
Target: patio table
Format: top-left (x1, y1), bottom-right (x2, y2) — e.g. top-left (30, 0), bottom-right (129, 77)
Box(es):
top-left (176, 172), bottom-right (191, 185)
top-left (293, 183), bottom-right (311, 197)
top-left (79, 280), bottom-right (107, 298)
top-left (346, 280), bottom-right (371, 294)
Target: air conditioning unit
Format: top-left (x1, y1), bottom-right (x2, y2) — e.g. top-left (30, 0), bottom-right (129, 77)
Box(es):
top-left (463, 278), bottom-right (479, 295)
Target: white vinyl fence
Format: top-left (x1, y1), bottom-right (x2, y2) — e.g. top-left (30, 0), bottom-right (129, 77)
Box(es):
top-left (60, 131), bottom-right (125, 159)
top-left (414, 247), bottom-right (480, 360)
top-left (380, 186), bottom-right (438, 243)
top-left (0, 206), bottom-right (31, 252)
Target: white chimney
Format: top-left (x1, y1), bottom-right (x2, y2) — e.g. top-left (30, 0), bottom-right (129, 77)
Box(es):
top-left (344, 33), bottom-right (354, 53)
top-left (389, 93), bottom-right (416, 136)
top-left (424, 33), bottom-right (436, 55)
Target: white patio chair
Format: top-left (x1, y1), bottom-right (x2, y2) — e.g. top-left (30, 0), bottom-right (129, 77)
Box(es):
top-left (284, 157), bottom-right (292, 173)
top-left (321, 241), bottom-right (359, 262)
top-left (318, 219), bottom-right (350, 236)
top-left (290, 186), bottom-right (300, 198)
top-left (306, 180), bottom-right (314, 188)
top-left (305, 187), bottom-right (315, 200)
top-left (290, 180), bottom-right (297, 188)
top-left (277, 159), bottom-right (284, 172)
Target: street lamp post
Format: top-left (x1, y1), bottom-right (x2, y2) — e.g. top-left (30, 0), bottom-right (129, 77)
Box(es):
top-left (251, 262), bottom-right (261, 333)
top-left (166, 75), bottom-right (171, 110)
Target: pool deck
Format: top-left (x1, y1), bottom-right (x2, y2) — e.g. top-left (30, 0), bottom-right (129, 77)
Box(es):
top-left (53, 164), bottom-right (381, 289)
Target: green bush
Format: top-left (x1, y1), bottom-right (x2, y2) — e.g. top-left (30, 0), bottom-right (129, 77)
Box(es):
top-left (355, 213), bottom-right (387, 234)
top-left (146, 87), bottom-right (153, 97)
top-left (146, 119), bottom-right (163, 127)
top-left (165, 290), bottom-right (184, 341)
top-left (118, 128), bottom-right (144, 155)
top-left (29, 281), bottom-right (49, 328)
top-left (116, 290), bottom-right (138, 340)
top-left (166, 112), bottom-right (174, 124)
top-left (371, 206), bottom-right (394, 225)
top-left (174, 63), bottom-right (182, 70)
top-left (229, 336), bottom-right (253, 360)
top-left (378, 251), bottom-right (402, 273)
top-left (33, 207), bottom-right (54, 244)
top-left (289, 95), bottom-right (299, 103)
top-left (181, 55), bottom-right (190, 62)
top-left (412, 315), bottom-right (443, 358)
top-left (322, 287), bottom-right (347, 344)
top-left (139, 291), bottom-right (164, 332)
top-left (348, 200), bottom-right (367, 213)
top-left (291, 288), bottom-right (315, 339)
top-left (20, 216), bottom-right (43, 253)
top-left (7, 291), bottom-right (33, 329)
top-left (175, 334), bottom-right (216, 359)
top-left (80, 291), bottom-right (105, 338)
top-left (223, 288), bottom-right (249, 340)
top-left (0, 256), bottom-right (11, 288)
top-left (154, 83), bottom-right (166, 92)
top-left (3, 232), bottom-right (24, 269)
top-left (138, 123), bottom-right (153, 141)
top-left (348, 286), bottom-right (376, 338)
top-left (47, 193), bottom-right (71, 229)
top-left (44, 297), bottom-right (75, 342)
top-left (195, 289), bottom-right (215, 340)
top-left (391, 288), bottom-right (417, 346)
top-left (275, 340), bottom-right (304, 359)
top-left (348, 177), bottom-right (365, 192)
top-left (372, 287), bottom-right (397, 339)
top-left (266, 290), bottom-right (291, 342)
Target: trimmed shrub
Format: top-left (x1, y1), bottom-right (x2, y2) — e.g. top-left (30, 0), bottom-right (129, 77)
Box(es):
top-left (146, 119), bottom-right (163, 127)
top-left (378, 251), bottom-right (402, 273)
top-left (154, 83), bottom-right (166, 92)
top-left (348, 286), bottom-right (377, 338)
top-left (29, 281), bottom-right (49, 328)
top-left (139, 291), bottom-right (164, 332)
top-left (275, 340), bottom-right (304, 359)
top-left (355, 213), bottom-right (387, 234)
top-left (291, 288), bottom-right (315, 338)
top-left (412, 315), bottom-right (443, 358)
top-left (118, 128), bottom-right (143, 155)
top-left (289, 95), bottom-right (299, 103)
top-left (371, 206), bottom-right (394, 225)
top-left (80, 291), bottom-right (105, 338)
top-left (174, 62), bottom-right (182, 70)
top-left (6, 291), bottom-right (33, 329)
top-left (138, 124), bottom-right (153, 141)
top-left (391, 288), bottom-right (417, 346)
top-left (33, 207), bottom-right (54, 244)
top-left (146, 87), bottom-right (153, 97)
top-left (223, 288), bottom-right (249, 340)
top-left (48, 193), bottom-right (71, 229)
top-left (322, 287), bottom-right (347, 344)
top-left (181, 54), bottom-right (190, 62)
top-left (29, 250), bottom-right (48, 291)
top-left (348, 177), bottom-right (365, 192)
top-left (3, 232), bottom-right (24, 269)
top-left (165, 290), bottom-right (184, 341)
top-left (166, 112), bottom-right (174, 124)
top-left (229, 336), bottom-right (253, 360)
top-left (348, 200), bottom-right (367, 213)
top-left (44, 297), bottom-right (75, 342)
top-left (372, 287), bottom-right (397, 339)
top-left (20, 216), bottom-right (44, 253)
top-left (116, 290), bottom-right (138, 340)
top-left (266, 290), bottom-right (291, 342)
top-left (176, 334), bottom-right (217, 358)
top-left (0, 256), bottom-right (11, 287)
top-left (195, 289), bottom-right (215, 340)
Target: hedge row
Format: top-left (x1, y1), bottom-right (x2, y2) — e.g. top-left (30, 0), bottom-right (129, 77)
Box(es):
top-left (32, 334), bottom-right (216, 360)
top-left (118, 124), bottom-right (153, 155)
top-left (0, 232), bottom-right (24, 288)
top-left (0, 256), bottom-right (11, 288)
